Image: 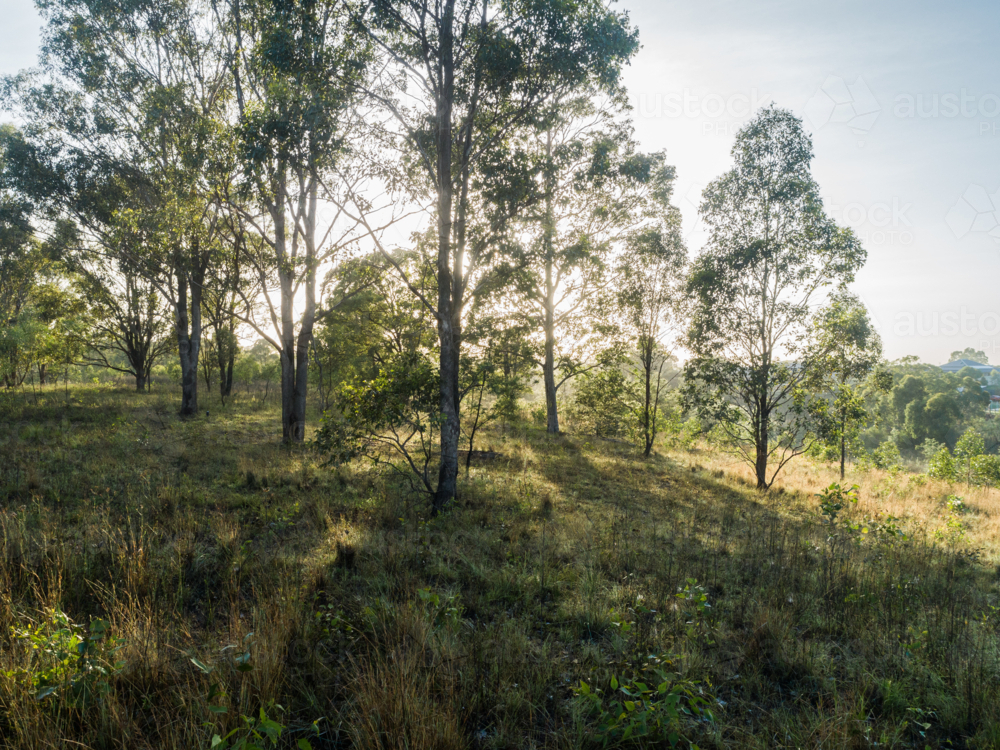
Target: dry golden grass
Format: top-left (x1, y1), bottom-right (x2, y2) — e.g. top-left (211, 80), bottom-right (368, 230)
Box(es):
top-left (692, 447), bottom-right (1000, 562)
top-left (2, 384), bottom-right (1000, 749)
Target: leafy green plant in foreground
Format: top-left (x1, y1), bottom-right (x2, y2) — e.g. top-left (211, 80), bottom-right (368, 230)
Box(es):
top-left (817, 482), bottom-right (859, 528)
top-left (191, 633), bottom-right (318, 750)
top-left (572, 654), bottom-right (715, 748)
top-left (5, 608), bottom-right (123, 707)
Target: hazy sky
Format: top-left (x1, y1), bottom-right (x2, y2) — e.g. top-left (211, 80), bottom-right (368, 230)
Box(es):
top-left (3, 0), bottom-right (1000, 365)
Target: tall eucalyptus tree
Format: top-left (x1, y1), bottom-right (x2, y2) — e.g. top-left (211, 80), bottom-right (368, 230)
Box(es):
top-left (214, 0), bottom-right (372, 441)
top-left (353, 0), bottom-right (640, 509)
top-left (684, 107), bottom-right (865, 490)
top-left (1, 0), bottom-right (229, 415)
top-left (513, 96), bottom-right (667, 433)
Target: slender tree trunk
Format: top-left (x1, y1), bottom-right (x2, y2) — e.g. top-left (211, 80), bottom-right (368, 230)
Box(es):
top-left (542, 127), bottom-right (559, 434)
top-left (840, 414), bottom-right (847, 480)
top-left (269, 168), bottom-right (302, 443)
top-left (279, 265), bottom-right (297, 441)
top-left (203, 351), bottom-right (213, 393)
top-left (223, 324), bottom-right (235, 400)
top-left (289, 263), bottom-right (316, 442)
top-left (755, 403), bottom-right (769, 490)
top-left (290, 330), bottom-right (309, 441)
top-left (543, 304), bottom-right (559, 434)
top-left (643, 349), bottom-right (653, 457)
top-left (217, 328), bottom-right (227, 402)
top-left (437, 333), bottom-right (460, 508)
top-left (177, 271), bottom-right (201, 416)
top-left (433, 0), bottom-right (459, 512)
top-left (466, 375), bottom-right (486, 471)
top-left (38, 364), bottom-right (46, 386)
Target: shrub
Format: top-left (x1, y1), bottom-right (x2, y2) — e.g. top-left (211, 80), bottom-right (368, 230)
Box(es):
top-left (870, 440), bottom-right (903, 472)
top-left (315, 352), bottom-right (440, 494)
top-left (573, 368), bottom-right (637, 438)
top-left (927, 446), bottom-right (957, 481)
top-left (936, 495), bottom-right (968, 547)
top-left (5, 608), bottom-right (124, 708)
top-left (817, 483), bottom-right (859, 528)
top-left (972, 453), bottom-right (1000, 486)
top-left (530, 404), bottom-right (547, 425)
top-left (572, 654), bottom-right (715, 748)
top-left (955, 428), bottom-right (986, 484)
top-left (918, 438), bottom-right (947, 465)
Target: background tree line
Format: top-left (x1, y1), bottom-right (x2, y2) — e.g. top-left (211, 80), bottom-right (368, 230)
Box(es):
top-left (4, 0), bottom-right (993, 502)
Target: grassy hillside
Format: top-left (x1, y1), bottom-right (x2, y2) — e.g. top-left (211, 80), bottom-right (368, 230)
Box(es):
top-left (2, 385), bottom-right (1000, 749)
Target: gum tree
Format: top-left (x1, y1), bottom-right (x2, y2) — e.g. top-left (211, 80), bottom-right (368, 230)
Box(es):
top-left (353, 0), bottom-right (639, 509)
top-left (616, 197), bottom-right (687, 457)
top-left (813, 291), bottom-right (885, 479)
top-left (2, 0), bottom-right (228, 415)
top-left (684, 106), bottom-right (865, 490)
top-left (513, 97), bottom-right (664, 434)
top-left (215, 0), bottom-right (372, 441)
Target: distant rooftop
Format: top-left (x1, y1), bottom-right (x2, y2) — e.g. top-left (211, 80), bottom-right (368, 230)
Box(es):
top-left (940, 359), bottom-right (997, 373)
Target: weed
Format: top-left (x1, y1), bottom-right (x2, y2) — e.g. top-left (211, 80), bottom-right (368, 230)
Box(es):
top-left (5, 608), bottom-right (123, 707)
top-left (572, 654), bottom-right (715, 748)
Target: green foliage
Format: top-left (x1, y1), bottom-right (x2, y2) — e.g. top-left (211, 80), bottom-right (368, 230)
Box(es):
top-left (573, 367), bottom-right (637, 438)
top-left (459, 312), bottom-right (535, 455)
top-left (416, 588), bottom-right (463, 633)
top-left (817, 483), bottom-right (859, 527)
top-left (684, 107), bottom-right (865, 489)
top-left (935, 495), bottom-right (968, 547)
top-left (926, 445), bottom-right (957, 481)
top-left (954, 427), bottom-right (985, 484)
top-left (615, 187), bottom-right (687, 455)
top-left (811, 292), bottom-right (884, 474)
top-left (868, 365), bottom-right (990, 453)
top-left (674, 417), bottom-right (703, 450)
top-left (5, 608), bottom-right (124, 707)
top-left (572, 655), bottom-right (715, 749)
top-left (675, 579), bottom-right (715, 646)
top-left (315, 352), bottom-right (440, 494)
top-left (971, 453), bottom-right (1000, 486)
top-left (207, 707), bottom-right (315, 750)
top-left (922, 431), bottom-right (1000, 487)
top-left (870, 441), bottom-right (903, 473)
top-left (191, 635), bottom-right (317, 750)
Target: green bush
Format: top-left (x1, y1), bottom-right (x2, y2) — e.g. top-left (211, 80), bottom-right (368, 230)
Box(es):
top-left (530, 403), bottom-right (547, 425)
top-left (572, 654), bottom-right (715, 748)
top-left (955, 427), bottom-right (986, 484)
top-left (972, 453), bottom-right (1000, 486)
top-left (927, 446), bottom-right (957, 481)
top-left (870, 440), bottom-right (903, 472)
top-left (573, 368), bottom-right (637, 439)
top-left (5, 608), bottom-right (124, 708)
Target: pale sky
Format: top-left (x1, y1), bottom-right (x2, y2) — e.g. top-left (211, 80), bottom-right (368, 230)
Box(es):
top-left (3, 0), bottom-right (1000, 365)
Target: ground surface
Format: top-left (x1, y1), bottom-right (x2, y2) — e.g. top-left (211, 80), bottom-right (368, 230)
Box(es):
top-left (2, 384), bottom-right (1000, 749)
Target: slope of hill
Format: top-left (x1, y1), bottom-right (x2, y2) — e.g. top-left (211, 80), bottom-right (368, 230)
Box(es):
top-left (1, 386), bottom-right (999, 749)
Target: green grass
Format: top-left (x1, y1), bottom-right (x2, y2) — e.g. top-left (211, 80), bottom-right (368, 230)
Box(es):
top-left (2, 383), bottom-right (1000, 749)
